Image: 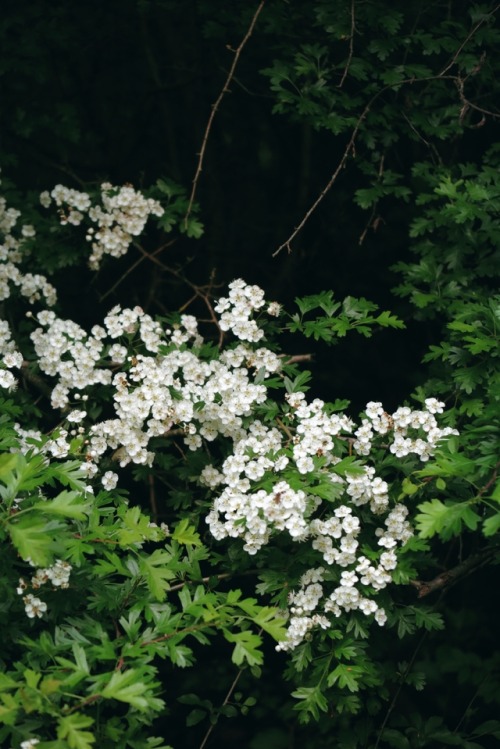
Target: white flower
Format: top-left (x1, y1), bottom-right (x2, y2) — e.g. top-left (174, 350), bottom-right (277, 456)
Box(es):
top-left (2, 351), bottom-right (23, 368)
top-left (46, 559), bottom-right (72, 588)
top-left (21, 740), bottom-right (40, 749)
top-left (267, 301), bottom-right (282, 317)
top-left (0, 368), bottom-right (17, 390)
top-left (40, 190), bottom-right (52, 208)
top-left (23, 594), bottom-right (47, 618)
top-left (424, 397), bottom-right (444, 414)
top-left (67, 409), bottom-right (87, 423)
top-left (102, 471), bottom-right (119, 490)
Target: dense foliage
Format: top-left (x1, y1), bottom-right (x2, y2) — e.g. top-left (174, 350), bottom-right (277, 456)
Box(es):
top-left (1, 2), bottom-right (500, 748)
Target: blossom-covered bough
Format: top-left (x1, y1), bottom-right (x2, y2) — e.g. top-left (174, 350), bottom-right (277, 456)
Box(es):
top-left (1, 181), bottom-right (457, 629)
top-left (0, 178), bottom-right (461, 746)
top-left (0, 179), bottom-right (458, 651)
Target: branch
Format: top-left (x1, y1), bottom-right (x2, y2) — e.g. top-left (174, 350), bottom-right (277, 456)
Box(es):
top-left (184, 0), bottom-right (266, 227)
top-left (273, 73), bottom-right (465, 257)
top-left (167, 569), bottom-right (257, 593)
top-left (280, 353), bottom-right (313, 365)
top-left (438, 3), bottom-right (500, 77)
top-left (198, 627), bottom-right (264, 749)
top-left (272, 81), bottom-right (397, 257)
top-left (477, 460), bottom-right (500, 498)
top-left (21, 362), bottom-right (53, 399)
top-left (133, 246), bottom-right (225, 344)
top-left (273, 3), bottom-right (500, 257)
top-left (455, 73), bottom-right (500, 123)
top-left (337, 0), bottom-right (356, 88)
top-left (198, 667), bottom-right (245, 749)
top-left (140, 621), bottom-right (213, 647)
top-left (409, 546), bottom-right (500, 598)
top-left (100, 239), bottom-right (176, 302)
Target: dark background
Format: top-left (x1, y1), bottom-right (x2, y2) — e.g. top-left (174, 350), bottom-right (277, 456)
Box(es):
top-left (0, 0), bottom-right (445, 414)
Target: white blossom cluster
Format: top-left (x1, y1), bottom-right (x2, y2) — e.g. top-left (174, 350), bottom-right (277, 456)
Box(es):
top-left (1, 185), bottom-right (57, 389)
top-left (30, 310), bottom-right (113, 409)
top-left (214, 278), bottom-right (268, 342)
top-left (26, 288), bottom-right (281, 467)
top-left (41, 182), bottom-right (164, 269)
top-left (0, 345), bottom-right (22, 391)
top-left (353, 399), bottom-right (456, 460)
top-left (202, 389), bottom-right (427, 650)
top-left (1, 188), bottom-right (56, 307)
top-left (10, 423), bottom-right (81, 465)
top-left (17, 559), bottom-right (72, 619)
top-left (275, 508), bottom-right (411, 651)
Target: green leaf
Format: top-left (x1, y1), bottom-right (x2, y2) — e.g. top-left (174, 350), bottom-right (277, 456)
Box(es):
top-left (172, 518), bottom-right (202, 546)
top-left (375, 310), bottom-right (405, 329)
top-left (483, 513), bottom-right (500, 537)
top-left (327, 663), bottom-right (362, 692)
top-left (251, 607), bottom-right (288, 642)
top-left (0, 453), bottom-right (19, 480)
top-left (48, 460), bottom-right (89, 491)
top-left (101, 669), bottom-right (150, 710)
top-left (413, 607), bottom-right (445, 631)
top-left (490, 482), bottom-right (500, 502)
top-left (402, 477), bottom-right (419, 495)
top-left (291, 686), bottom-right (328, 722)
top-left (72, 644), bottom-right (90, 675)
top-left (294, 291), bottom-right (339, 316)
top-left (380, 728), bottom-right (411, 749)
top-left (223, 630), bottom-right (263, 666)
top-left (186, 708), bottom-right (207, 727)
top-left (8, 515), bottom-right (63, 566)
top-left (415, 499), bottom-right (481, 539)
top-left (183, 217), bottom-right (204, 239)
top-left (33, 490), bottom-right (92, 520)
top-left (116, 505), bottom-right (163, 546)
top-left (57, 713), bottom-right (95, 749)
top-left (0, 692), bottom-right (18, 725)
top-left (0, 673), bottom-right (17, 692)
top-left (139, 549), bottom-right (176, 601)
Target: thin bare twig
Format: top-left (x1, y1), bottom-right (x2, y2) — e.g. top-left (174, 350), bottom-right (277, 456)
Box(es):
top-left (358, 206), bottom-right (378, 246)
top-left (338, 0), bottom-right (356, 88)
top-left (167, 571), bottom-right (241, 593)
top-left (272, 85), bottom-right (387, 257)
top-left (453, 674), bottom-right (490, 735)
top-left (184, 0), bottom-right (266, 227)
top-left (358, 153), bottom-right (384, 245)
top-left (133, 246), bottom-right (224, 344)
top-left (374, 631), bottom-right (429, 749)
top-left (148, 474), bottom-right (158, 520)
top-left (438, 3), bottom-right (500, 77)
top-left (198, 668), bottom-right (245, 749)
top-left (100, 239), bottom-right (176, 302)
top-left (455, 74), bottom-right (500, 122)
top-left (274, 66), bottom-right (490, 256)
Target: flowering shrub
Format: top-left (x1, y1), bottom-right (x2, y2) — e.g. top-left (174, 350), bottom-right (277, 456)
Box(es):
top-left (0, 176), bottom-right (495, 748)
